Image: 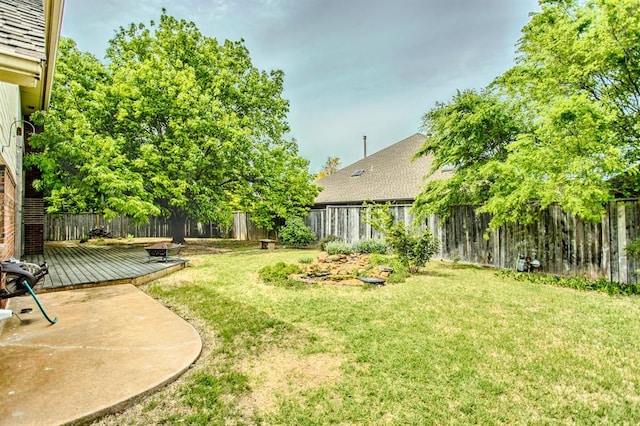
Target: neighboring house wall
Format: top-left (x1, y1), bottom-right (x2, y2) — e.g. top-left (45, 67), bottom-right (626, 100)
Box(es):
top-left (0, 0), bottom-right (65, 256)
top-left (23, 172), bottom-right (44, 254)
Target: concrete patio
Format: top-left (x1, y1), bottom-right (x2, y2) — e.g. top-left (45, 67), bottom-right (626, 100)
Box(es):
top-left (0, 244), bottom-right (202, 425)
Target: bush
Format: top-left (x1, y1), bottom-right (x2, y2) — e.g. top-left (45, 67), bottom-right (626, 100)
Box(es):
top-left (626, 238), bottom-right (640, 260)
top-left (319, 235), bottom-right (341, 251)
top-left (369, 254), bottom-right (410, 283)
top-left (498, 269), bottom-right (640, 295)
top-left (258, 262), bottom-right (302, 287)
top-left (325, 241), bottom-right (352, 255)
top-left (395, 228), bottom-right (439, 272)
top-left (278, 217), bottom-right (316, 247)
top-left (364, 203), bottom-right (439, 273)
top-left (352, 238), bottom-right (389, 254)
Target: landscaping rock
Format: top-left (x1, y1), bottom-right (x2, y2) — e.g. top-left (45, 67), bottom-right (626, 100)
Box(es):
top-left (295, 253), bottom-right (394, 286)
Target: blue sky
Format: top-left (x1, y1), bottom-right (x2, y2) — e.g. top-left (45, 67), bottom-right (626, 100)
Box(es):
top-left (61, 0), bottom-right (540, 173)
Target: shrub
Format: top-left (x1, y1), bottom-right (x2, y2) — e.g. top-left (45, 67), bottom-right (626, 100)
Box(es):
top-left (498, 269), bottom-right (640, 295)
top-left (278, 217), bottom-right (316, 247)
top-left (626, 238), bottom-right (640, 260)
top-left (258, 262), bottom-right (303, 287)
top-left (352, 238), bottom-right (389, 254)
top-left (365, 203), bottom-right (439, 273)
top-left (319, 235), bottom-right (341, 251)
top-left (394, 228), bottom-right (439, 272)
top-left (298, 256), bottom-right (314, 264)
top-left (369, 254), bottom-right (411, 283)
top-left (325, 241), bottom-right (352, 255)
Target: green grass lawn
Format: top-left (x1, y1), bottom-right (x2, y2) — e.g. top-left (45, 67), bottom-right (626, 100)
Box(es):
top-left (99, 248), bottom-right (640, 425)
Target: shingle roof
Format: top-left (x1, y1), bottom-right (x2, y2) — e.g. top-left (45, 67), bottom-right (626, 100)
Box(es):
top-left (314, 133), bottom-right (450, 205)
top-left (0, 0), bottom-right (46, 60)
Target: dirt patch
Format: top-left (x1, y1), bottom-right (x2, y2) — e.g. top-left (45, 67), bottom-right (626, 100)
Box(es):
top-left (238, 349), bottom-right (343, 416)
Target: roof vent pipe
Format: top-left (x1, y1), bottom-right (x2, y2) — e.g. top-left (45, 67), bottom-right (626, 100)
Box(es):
top-left (363, 135), bottom-right (367, 158)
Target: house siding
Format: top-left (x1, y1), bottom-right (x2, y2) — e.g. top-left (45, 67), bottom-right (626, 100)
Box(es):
top-left (0, 82), bottom-right (22, 308)
top-left (0, 82), bottom-right (20, 176)
top-left (0, 81), bottom-right (21, 258)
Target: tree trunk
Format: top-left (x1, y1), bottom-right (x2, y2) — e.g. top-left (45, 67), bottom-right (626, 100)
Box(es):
top-left (170, 211), bottom-right (187, 244)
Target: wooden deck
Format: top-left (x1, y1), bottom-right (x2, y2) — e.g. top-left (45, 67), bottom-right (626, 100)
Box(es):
top-left (22, 245), bottom-right (187, 291)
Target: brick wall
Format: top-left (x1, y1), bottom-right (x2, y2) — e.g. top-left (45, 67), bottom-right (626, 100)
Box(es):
top-left (0, 166), bottom-right (16, 309)
top-left (0, 166), bottom-right (16, 260)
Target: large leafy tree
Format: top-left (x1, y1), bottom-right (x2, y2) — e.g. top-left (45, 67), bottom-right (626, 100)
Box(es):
top-left (413, 88), bottom-right (523, 221)
top-left (415, 0), bottom-right (639, 230)
top-left (30, 12), bottom-right (318, 242)
top-left (233, 139), bottom-right (320, 231)
top-left (29, 38), bottom-right (159, 220)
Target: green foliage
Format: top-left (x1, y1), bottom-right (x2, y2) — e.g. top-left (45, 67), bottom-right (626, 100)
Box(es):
top-left (324, 241), bottom-right (352, 255)
top-left (29, 12), bottom-right (319, 240)
top-left (414, 0), bottom-right (640, 231)
top-left (318, 235), bottom-right (341, 251)
top-left (369, 254), bottom-right (410, 283)
top-left (498, 269), bottom-right (640, 296)
top-left (257, 261), bottom-right (302, 287)
top-left (298, 256), bottom-right (314, 264)
top-left (625, 238), bottom-right (640, 260)
top-left (366, 203), bottom-right (439, 273)
top-left (351, 238), bottom-right (389, 255)
top-left (414, 89), bottom-right (521, 223)
top-left (278, 217), bottom-right (316, 247)
top-left (391, 227), bottom-right (439, 273)
top-left (29, 38), bottom-right (159, 222)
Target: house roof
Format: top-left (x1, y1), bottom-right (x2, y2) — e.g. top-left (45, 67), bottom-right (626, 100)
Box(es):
top-left (314, 133), bottom-right (451, 205)
top-left (0, 0), bottom-right (64, 114)
top-left (0, 0), bottom-right (46, 61)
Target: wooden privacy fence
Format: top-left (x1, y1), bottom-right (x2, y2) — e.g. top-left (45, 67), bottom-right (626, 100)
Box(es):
top-left (304, 200), bottom-right (639, 284)
top-left (44, 213), bottom-right (229, 241)
top-left (46, 200), bottom-right (640, 283)
top-left (232, 212), bottom-right (275, 240)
